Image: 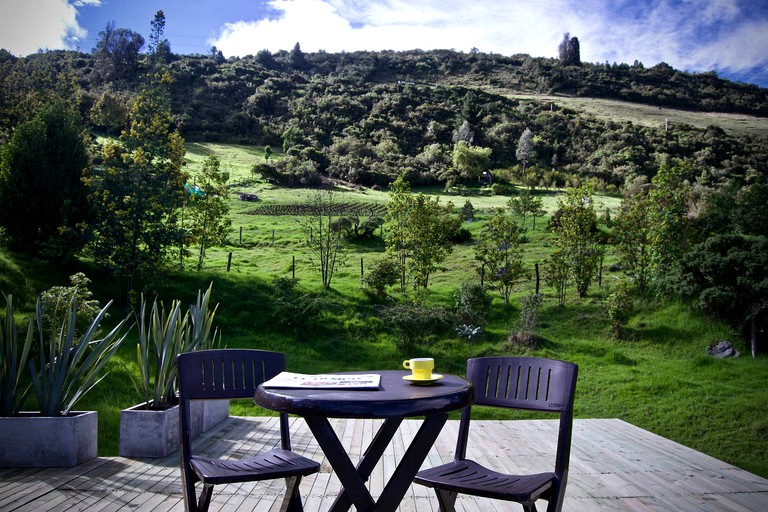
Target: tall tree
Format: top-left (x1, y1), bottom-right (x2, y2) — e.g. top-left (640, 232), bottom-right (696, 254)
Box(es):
top-left (451, 141), bottom-right (491, 183)
top-left (474, 208), bottom-right (527, 303)
top-left (84, 70), bottom-right (187, 299)
top-left (516, 127), bottom-right (535, 176)
top-left (148, 10), bottom-right (171, 67)
top-left (188, 155), bottom-right (231, 271)
top-left (614, 191), bottom-right (654, 292)
top-left (92, 21), bottom-right (145, 83)
top-left (507, 187), bottom-right (542, 232)
top-left (558, 32), bottom-right (581, 66)
top-left (0, 101), bottom-right (89, 256)
top-left (385, 175), bottom-right (458, 294)
top-left (300, 190), bottom-right (347, 289)
top-left (553, 185), bottom-right (602, 298)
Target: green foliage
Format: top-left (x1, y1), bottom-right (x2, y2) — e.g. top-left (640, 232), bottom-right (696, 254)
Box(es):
top-left (270, 277), bottom-right (335, 339)
top-left (474, 208), bottom-right (527, 303)
top-left (0, 101), bottom-right (89, 256)
top-left (0, 293), bottom-right (33, 416)
top-left (188, 155), bottom-right (231, 271)
top-left (28, 295), bottom-right (131, 416)
top-left (606, 284), bottom-right (633, 339)
top-left (361, 257), bottom-right (400, 300)
top-left (299, 190), bottom-right (347, 289)
top-left (614, 192), bottom-right (653, 292)
top-left (381, 302), bottom-right (453, 353)
top-left (509, 293), bottom-right (543, 347)
top-left (453, 282), bottom-right (493, 327)
top-left (507, 187), bottom-right (545, 231)
top-left (450, 141), bottom-right (492, 183)
top-left (85, 71), bottom-right (188, 296)
top-left (385, 175), bottom-right (458, 291)
top-left (545, 249), bottom-right (570, 307)
top-left (135, 283), bottom-right (219, 409)
top-left (40, 273), bottom-right (101, 341)
top-left (553, 185), bottom-right (602, 298)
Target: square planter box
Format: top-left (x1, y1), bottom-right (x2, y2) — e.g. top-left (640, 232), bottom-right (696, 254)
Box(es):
top-left (119, 400), bottom-right (229, 458)
top-left (0, 411), bottom-right (98, 467)
top-left (193, 399), bottom-right (230, 434)
top-left (119, 403), bottom-right (179, 458)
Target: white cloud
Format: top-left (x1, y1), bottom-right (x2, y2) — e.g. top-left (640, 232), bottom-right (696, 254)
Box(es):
top-left (0, 0), bottom-right (89, 55)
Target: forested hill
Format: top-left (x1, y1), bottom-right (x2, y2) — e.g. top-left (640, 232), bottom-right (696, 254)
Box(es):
top-left (2, 47), bottom-right (767, 192)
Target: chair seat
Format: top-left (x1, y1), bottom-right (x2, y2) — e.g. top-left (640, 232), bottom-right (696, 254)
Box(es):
top-left (415, 459), bottom-right (555, 501)
top-left (191, 448), bottom-right (321, 485)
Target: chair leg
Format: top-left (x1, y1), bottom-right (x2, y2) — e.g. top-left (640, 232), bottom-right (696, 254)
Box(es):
top-left (435, 489), bottom-right (458, 512)
top-left (198, 483), bottom-right (214, 512)
top-left (523, 503), bottom-right (538, 512)
top-left (279, 476), bottom-right (304, 512)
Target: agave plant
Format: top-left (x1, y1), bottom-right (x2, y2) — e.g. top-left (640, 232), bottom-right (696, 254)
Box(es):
top-left (28, 294), bottom-right (131, 417)
top-left (136, 283), bottom-right (220, 410)
top-left (0, 293), bottom-right (33, 416)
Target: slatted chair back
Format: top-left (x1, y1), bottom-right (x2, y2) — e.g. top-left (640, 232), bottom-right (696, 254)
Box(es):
top-left (418, 356), bottom-right (578, 512)
top-left (177, 349), bottom-right (320, 512)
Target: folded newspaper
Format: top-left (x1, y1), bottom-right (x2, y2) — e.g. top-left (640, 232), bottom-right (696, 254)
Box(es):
top-left (262, 371), bottom-right (381, 389)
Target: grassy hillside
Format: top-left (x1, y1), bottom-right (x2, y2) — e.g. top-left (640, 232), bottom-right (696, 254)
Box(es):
top-left (2, 141), bottom-right (766, 479)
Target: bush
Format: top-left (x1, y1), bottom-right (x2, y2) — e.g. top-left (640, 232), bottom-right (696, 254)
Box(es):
top-left (607, 284), bottom-right (633, 339)
top-left (454, 282), bottom-right (492, 327)
top-left (381, 302), bottom-right (454, 353)
top-left (509, 293), bottom-right (542, 348)
top-left (361, 258), bottom-right (400, 300)
top-left (271, 277), bottom-right (335, 339)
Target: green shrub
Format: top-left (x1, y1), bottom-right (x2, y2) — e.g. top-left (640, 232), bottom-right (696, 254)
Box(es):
top-left (454, 282), bottom-right (492, 327)
top-left (381, 302), bottom-right (454, 353)
top-left (607, 284), bottom-right (633, 339)
top-left (361, 258), bottom-right (400, 300)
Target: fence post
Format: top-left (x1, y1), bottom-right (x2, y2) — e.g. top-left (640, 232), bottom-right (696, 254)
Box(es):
top-left (292, 255), bottom-right (295, 280)
top-left (226, 252), bottom-right (232, 272)
top-left (272, 229), bottom-right (275, 246)
top-left (239, 226), bottom-right (243, 244)
top-left (535, 262), bottom-right (540, 295)
top-left (360, 257), bottom-right (364, 278)
top-left (480, 263), bottom-right (485, 287)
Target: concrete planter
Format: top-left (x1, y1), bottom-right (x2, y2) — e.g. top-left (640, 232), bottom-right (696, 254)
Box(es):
top-left (119, 402), bottom-right (179, 458)
top-left (0, 411), bottom-right (98, 467)
top-left (193, 399), bottom-right (230, 434)
top-left (119, 399), bottom-right (229, 458)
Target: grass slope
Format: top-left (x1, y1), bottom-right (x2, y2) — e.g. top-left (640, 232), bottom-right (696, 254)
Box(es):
top-left (2, 141), bottom-right (765, 479)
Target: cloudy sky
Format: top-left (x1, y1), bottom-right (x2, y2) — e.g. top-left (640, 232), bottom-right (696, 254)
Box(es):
top-left (2, 0), bottom-right (767, 88)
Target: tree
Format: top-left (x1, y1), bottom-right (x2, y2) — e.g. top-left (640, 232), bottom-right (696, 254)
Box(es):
top-left (385, 175), bottom-right (457, 294)
top-left (515, 127), bottom-right (535, 176)
top-left (92, 21), bottom-right (145, 83)
top-left (679, 234), bottom-right (768, 358)
top-left (188, 156), bottom-right (231, 271)
top-left (507, 187), bottom-right (542, 232)
top-left (451, 141), bottom-right (491, 183)
top-left (647, 163), bottom-right (692, 291)
top-left (0, 101), bottom-right (89, 256)
top-left (614, 192), bottom-right (653, 292)
top-left (558, 33), bottom-right (581, 66)
top-left (299, 190), bottom-right (347, 289)
top-left (148, 10), bottom-right (171, 67)
top-left (289, 42), bottom-right (307, 70)
top-left (553, 186), bottom-right (602, 298)
top-left (84, 70), bottom-right (187, 299)
top-left (474, 208), bottom-right (527, 303)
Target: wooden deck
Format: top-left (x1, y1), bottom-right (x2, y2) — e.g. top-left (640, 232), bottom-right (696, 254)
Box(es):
top-left (1, 417), bottom-right (767, 511)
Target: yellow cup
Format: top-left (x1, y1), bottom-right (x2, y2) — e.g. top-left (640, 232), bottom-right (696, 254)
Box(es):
top-left (403, 358), bottom-right (434, 380)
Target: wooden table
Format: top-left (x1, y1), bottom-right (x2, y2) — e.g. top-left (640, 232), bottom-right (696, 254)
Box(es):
top-left (254, 370), bottom-right (473, 512)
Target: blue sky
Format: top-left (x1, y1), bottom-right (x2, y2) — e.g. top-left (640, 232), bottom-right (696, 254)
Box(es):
top-left (2, 0), bottom-right (767, 89)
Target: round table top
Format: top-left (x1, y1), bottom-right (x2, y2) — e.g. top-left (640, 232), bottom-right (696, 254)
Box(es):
top-left (254, 370), bottom-right (473, 419)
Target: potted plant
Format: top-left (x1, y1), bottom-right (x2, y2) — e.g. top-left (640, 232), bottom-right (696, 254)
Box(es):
top-left (119, 283), bottom-right (225, 458)
top-left (0, 291), bottom-right (130, 467)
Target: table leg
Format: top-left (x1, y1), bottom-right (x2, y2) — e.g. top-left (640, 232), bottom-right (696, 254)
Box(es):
top-left (304, 416), bottom-right (378, 512)
top-left (328, 418), bottom-right (403, 512)
top-left (305, 414), bottom-right (448, 512)
top-left (374, 413), bottom-right (448, 512)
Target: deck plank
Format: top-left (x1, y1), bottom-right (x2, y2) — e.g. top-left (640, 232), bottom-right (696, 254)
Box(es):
top-left (1, 417), bottom-right (767, 511)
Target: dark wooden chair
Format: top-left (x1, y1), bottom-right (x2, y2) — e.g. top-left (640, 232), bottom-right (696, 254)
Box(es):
top-left (414, 356), bottom-right (578, 512)
top-left (177, 349), bottom-right (320, 512)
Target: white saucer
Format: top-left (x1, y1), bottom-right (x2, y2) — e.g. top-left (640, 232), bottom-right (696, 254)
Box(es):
top-left (403, 374), bottom-right (443, 385)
